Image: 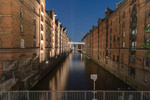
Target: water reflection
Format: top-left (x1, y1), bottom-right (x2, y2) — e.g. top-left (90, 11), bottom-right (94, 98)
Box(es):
top-left (84, 59), bottom-right (131, 90)
top-left (33, 51), bottom-right (131, 91)
top-left (49, 54), bottom-right (72, 91)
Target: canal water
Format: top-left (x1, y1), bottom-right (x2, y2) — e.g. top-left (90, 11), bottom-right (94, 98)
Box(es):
top-left (32, 51), bottom-right (132, 91)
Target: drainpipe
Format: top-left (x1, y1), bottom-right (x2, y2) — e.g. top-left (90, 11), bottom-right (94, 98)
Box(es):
top-left (119, 10), bottom-right (121, 72)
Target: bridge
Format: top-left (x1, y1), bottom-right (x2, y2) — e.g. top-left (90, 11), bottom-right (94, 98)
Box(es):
top-left (68, 42), bottom-right (85, 45)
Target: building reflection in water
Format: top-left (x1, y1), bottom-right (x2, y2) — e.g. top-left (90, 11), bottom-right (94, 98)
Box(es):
top-left (84, 58), bottom-right (131, 90)
top-left (49, 54), bottom-right (72, 100)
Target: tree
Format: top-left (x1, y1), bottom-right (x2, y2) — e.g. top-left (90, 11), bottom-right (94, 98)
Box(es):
top-left (142, 24), bottom-right (150, 56)
top-left (141, 44), bottom-right (150, 56)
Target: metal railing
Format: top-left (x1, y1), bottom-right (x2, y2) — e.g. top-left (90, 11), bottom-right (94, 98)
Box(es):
top-left (0, 91), bottom-right (150, 100)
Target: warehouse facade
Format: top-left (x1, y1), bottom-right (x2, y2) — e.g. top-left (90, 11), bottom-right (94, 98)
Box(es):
top-left (82, 0), bottom-right (150, 90)
top-left (0, 0), bottom-right (71, 90)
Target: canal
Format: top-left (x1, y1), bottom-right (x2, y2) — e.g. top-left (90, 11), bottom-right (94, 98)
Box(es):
top-left (32, 51), bottom-right (132, 91)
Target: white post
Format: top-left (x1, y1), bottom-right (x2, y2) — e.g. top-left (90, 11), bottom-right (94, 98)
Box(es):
top-left (84, 92), bottom-right (86, 100)
top-left (103, 92), bottom-right (105, 100)
top-left (141, 92), bottom-right (143, 100)
top-left (94, 80), bottom-right (95, 90)
top-left (27, 92), bottom-right (30, 100)
top-left (122, 92), bottom-right (124, 100)
top-left (91, 74), bottom-right (97, 100)
top-left (94, 80), bottom-right (96, 99)
top-left (8, 92), bottom-right (11, 100)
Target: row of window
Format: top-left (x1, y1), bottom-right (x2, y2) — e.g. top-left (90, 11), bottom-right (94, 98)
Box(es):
top-left (109, 18), bottom-right (149, 41)
top-left (109, 53), bottom-right (150, 67)
top-left (20, 9), bottom-right (37, 39)
top-left (129, 68), bottom-right (150, 82)
top-left (20, 39), bottom-right (36, 48)
top-left (130, 56), bottom-right (150, 67)
top-left (108, 32), bottom-right (149, 49)
top-left (109, 41), bottom-right (137, 49)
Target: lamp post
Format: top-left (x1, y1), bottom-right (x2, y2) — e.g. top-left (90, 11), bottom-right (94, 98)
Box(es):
top-left (91, 74), bottom-right (97, 100)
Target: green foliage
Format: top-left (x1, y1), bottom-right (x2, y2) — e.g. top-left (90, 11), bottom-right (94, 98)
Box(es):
top-left (144, 29), bottom-right (150, 33)
top-left (141, 44), bottom-right (150, 48)
top-left (144, 25), bottom-right (150, 33)
top-left (145, 51), bottom-right (150, 56)
top-left (141, 44), bottom-right (150, 56)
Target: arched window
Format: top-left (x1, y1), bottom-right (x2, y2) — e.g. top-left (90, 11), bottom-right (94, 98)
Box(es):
top-left (21, 39), bottom-right (25, 48)
top-left (41, 16), bottom-right (44, 22)
top-left (41, 24), bottom-right (43, 31)
top-left (20, 10), bottom-right (23, 19)
top-left (41, 5), bottom-right (44, 12)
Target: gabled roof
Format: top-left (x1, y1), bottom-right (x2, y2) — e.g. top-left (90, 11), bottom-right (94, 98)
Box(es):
top-left (116, 0), bottom-right (127, 8)
top-left (41, 0), bottom-right (45, 5)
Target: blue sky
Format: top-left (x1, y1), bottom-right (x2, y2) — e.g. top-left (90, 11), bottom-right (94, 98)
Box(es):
top-left (45, 0), bottom-right (121, 42)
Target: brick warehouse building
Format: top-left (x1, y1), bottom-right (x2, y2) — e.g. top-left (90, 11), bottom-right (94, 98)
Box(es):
top-left (82, 0), bottom-right (150, 90)
top-left (0, 0), bottom-right (71, 90)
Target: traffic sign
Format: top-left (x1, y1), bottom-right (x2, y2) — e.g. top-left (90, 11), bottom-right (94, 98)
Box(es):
top-left (91, 74), bottom-right (97, 81)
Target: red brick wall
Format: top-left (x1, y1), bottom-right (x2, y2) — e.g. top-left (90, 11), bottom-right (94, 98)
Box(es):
top-left (82, 0), bottom-right (150, 89)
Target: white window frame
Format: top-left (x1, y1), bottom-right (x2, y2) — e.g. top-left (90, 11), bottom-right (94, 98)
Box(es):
top-left (131, 29), bottom-right (137, 35)
top-left (21, 24), bottom-right (23, 33)
top-left (123, 32), bottom-right (125, 38)
top-left (123, 42), bottom-right (125, 48)
top-left (21, 39), bottom-right (25, 48)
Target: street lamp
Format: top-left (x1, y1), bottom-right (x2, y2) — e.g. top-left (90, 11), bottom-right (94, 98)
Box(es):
top-left (91, 74), bottom-right (97, 100)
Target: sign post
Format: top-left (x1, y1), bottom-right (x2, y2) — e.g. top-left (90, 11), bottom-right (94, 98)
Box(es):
top-left (91, 74), bottom-right (97, 100)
